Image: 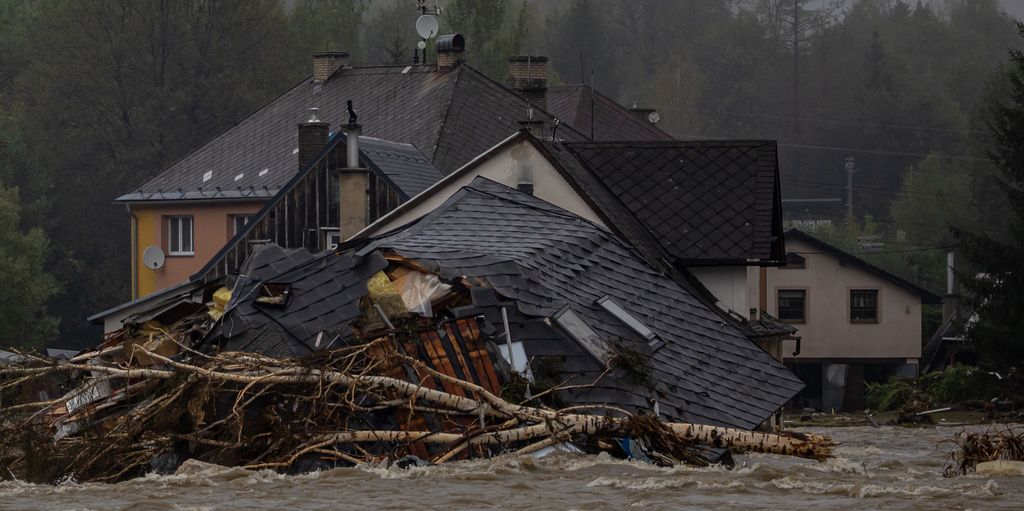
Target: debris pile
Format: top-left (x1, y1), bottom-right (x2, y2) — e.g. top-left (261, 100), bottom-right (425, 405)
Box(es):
top-left (1, 294), bottom-right (832, 483)
top-left (943, 426), bottom-right (1024, 477)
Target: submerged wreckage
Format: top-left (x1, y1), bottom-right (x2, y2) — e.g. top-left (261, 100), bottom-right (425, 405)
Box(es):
top-left (1, 178), bottom-right (830, 482)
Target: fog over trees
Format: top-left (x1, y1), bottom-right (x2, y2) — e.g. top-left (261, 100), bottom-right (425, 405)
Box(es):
top-left (0, 0), bottom-right (1021, 349)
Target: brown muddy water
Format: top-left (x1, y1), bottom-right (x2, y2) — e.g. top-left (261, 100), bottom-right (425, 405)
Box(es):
top-left (1, 426), bottom-right (1021, 511)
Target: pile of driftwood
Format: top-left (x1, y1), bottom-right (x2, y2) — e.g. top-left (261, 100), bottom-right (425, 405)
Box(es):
top-left (0, 330), bottom-right (834, 483)
top-left (944, 426), bottom-right (1024, 477)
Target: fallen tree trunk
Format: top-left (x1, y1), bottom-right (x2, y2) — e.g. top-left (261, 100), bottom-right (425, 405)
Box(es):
top-left (0, 342), bottom-right (835, 482)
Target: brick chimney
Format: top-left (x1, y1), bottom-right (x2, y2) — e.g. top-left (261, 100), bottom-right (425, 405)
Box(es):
top-left (313, 51), bottom-right (350, 83)
top-left (436, 34), bottom-right (466, 69)
top-left (298, 107), bottom-right (329, 168)
top-left (508, 56), bottom-right (548, 110)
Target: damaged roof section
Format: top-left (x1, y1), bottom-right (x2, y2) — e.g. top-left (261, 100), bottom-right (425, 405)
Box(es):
top-left (212, 177), bottom-right (803, 430)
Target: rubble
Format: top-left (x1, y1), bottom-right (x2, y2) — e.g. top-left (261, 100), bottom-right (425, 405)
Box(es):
top-left (1, 327), bottom-right (832, 482)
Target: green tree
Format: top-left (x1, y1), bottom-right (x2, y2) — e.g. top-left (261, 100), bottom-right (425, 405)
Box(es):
top-left (0, 184), bottom-right (59, 350)
top-left (363, 0), bottom-right (415, 65)
top-left (953, 23), bottom-right (1024, 372)
top-left (14, 0), bottom-right (296, 346)
top-left (443, 0), bottom-right (531, 80)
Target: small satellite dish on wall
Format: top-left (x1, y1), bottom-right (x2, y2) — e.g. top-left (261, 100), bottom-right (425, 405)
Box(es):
top-left (647, 111), bottom-right (661, 124)
top-left (416, 14), bottom-right (439, 39)
top-left (142, 245), bottom-right (166, 270)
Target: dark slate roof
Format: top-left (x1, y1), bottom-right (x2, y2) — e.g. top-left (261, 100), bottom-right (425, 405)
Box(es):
top-left (562, 140), bottom-right (786, 265)
top-left (547, 84), bottom-right (674, 142)
top-left (785, 229), bottom-right (942, 303)
top-left (118, 64), bottom-right (599, 203)
top-left (359, 136), bottom-right (443, 198)
top-left (213, 244), bottom-right (386, 358)
top-left (358, 177), bottom-right (803, 429)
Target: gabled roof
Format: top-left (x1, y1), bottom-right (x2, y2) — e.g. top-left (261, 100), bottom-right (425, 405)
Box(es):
top-left (785, 229), bottom-right (942, 304)
top-left (358, 136), bottom-right (443, 198)
top-left (562, 140), bottom-right (787, 265)
top-left (118, 64), bottom-right (585, 203)
top-left (359, 133), bottom-right (787, 269)
top-left (547, 84), bottom-right (673, 141)
top-left (216, 176), bottom-right (803, 429)
top-left (119, 62), bottom-right (673, 204)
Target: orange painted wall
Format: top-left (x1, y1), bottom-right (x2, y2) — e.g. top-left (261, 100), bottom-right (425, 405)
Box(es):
top-left (132, 201), bottom-right (265, 298)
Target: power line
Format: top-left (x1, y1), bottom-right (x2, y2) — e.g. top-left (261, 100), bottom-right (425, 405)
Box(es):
top-left (683, 107), bottom-right (988, 136)
top-left (673, 133), bottom-right (987, 162)
top-left (784, 178), bottom-right (974, 202)
top-left (777, 143), bottom-right (989, 162)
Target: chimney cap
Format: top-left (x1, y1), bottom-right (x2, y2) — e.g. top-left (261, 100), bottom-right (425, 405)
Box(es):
top-left (508, 55), bottom-right (548, 63)
top-left (436, 34), bottom-right (465, 53)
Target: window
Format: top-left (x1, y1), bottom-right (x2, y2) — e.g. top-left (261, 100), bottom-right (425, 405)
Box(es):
top-left (167, 216), bottom-right (194, 256)
top-left (777, 289), bottom-right (806, 323)
top-left (594, 296), bottom-right (664, 350)
top-left (850, 289), bottom-right (879, 323)
top-left (554, 305), bottom-right (612, 363)
top-left (784, 252), bottom-right (806, 269)
top-left (324, 230), bottom-right (341, 250)
top-left (232, 215), bottom-right (252, 235)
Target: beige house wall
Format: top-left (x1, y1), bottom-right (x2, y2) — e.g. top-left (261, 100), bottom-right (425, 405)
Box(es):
top-left (359, 139), bottom-right (607, 236)
top-left (765, 238), bottom-right (923, 361)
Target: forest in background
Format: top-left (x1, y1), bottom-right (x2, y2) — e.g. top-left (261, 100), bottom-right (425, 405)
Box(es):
top-left (0, 0), bottom-right (1021, 349)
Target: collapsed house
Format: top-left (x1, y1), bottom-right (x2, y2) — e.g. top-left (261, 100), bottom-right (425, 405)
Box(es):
top-left (1, 178), bottom-right (824, 482)
top-left (212, 177), bottom-right (802, 429)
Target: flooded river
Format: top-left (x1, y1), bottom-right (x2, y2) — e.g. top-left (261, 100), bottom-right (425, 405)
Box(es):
top-left (1, 426), bottom-right (1020, 510)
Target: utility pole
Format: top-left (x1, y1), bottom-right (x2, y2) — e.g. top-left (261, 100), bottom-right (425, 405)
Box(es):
top-left (844, 157), bottom-right (855, 222)
top-left (792, 0), bottom-right (802, 176)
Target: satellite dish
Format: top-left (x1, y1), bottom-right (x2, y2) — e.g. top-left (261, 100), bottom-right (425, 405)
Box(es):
top-left (142, 245), bottom-right (165, 270)
top-left (647, 111), bottom-right (661, 124)
top-left (416, 14), bottom-right (438, 39)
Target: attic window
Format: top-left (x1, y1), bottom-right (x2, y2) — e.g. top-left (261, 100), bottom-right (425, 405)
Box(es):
top-left (595, 296), bottom-right (663, 350)
top-left (553, 305), bottom-right (611, 363)
top-left (784, 252), bottom-right (806, 269)
top-left (255, 282), bottom-right (291, 307)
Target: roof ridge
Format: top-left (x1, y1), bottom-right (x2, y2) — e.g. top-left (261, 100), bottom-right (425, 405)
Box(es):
top-left (429, 64), bottom-right (465, 163)
top-left (785, 228), bottom-right (942, 301)
top-left (585, 85), bottom-right (672, 140)
top-left (456, 64), bottom-right (589, 141)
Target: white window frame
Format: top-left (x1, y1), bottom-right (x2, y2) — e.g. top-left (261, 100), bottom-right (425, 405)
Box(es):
top-left (232, 214), bottom-right (252, 235)
top-left (167, 216), bottom-right (194, 256)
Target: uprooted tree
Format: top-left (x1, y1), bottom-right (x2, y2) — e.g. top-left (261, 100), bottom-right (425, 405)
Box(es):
top-left (0, 334), bottom-right (834, 483)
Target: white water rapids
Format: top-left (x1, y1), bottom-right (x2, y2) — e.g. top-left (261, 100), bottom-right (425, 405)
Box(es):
top-left (1, 426), bottom-right (1020, 510)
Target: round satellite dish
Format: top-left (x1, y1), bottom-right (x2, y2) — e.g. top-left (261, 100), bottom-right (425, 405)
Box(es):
top-left (142, 245), bottom-right (165, 270)
top-left (416, 14), bottom-right (438, 39)
top-left (647, 111), bottom-right (661, 124)
top-left (417, 40), bottom-right (427, 50)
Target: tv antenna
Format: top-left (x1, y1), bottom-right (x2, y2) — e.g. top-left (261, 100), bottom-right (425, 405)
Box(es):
top-left (415, 1), bottom-right (440, 64)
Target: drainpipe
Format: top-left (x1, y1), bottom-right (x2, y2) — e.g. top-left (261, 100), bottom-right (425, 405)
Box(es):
top-left (129, 204), bottom-right (138, 300)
